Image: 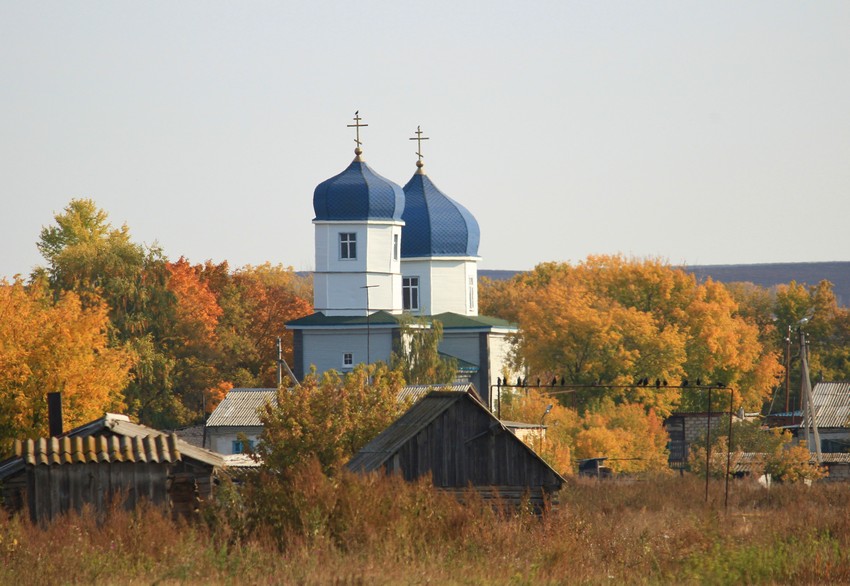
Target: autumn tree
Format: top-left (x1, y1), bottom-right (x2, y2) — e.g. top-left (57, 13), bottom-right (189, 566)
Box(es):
top-left (490, 256), bottom-right (782, 416)
top-left (500, 389), bottom-right (580, 474)
top-left (390, 316), bottom-right (457, 385)
top-left (573, 399), bottom-right (670, 473)
top-left (0, 279), bottom-right (135, 449)
top-left (257, 363), bottom-right (407, 476)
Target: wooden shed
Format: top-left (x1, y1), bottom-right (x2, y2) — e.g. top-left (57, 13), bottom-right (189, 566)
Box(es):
top-left (0, 414), bottom-right (226, 522)
top-left (347, 391), bottom-right (564, 509)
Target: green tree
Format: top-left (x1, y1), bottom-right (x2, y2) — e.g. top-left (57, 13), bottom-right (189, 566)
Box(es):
top-left (390, 316), bottom-right (457, 385)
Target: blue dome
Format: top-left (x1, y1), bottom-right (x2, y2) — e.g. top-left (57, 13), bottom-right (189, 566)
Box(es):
top-left (401, 172), bottom-right (480, 258)
top-left (313, 159), bottom-right (405, 222)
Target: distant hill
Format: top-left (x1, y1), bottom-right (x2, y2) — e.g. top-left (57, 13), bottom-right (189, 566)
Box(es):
top-left (480, 262), bottom-right (850, 306)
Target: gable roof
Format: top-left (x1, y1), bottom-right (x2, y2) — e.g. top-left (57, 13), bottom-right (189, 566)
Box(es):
top-left (347, 390), bottom-right (564, 485)
top-left (206, 388), bottom-right (277, 427)
top-left (809, 382), bottom-right (850, 428)
top-left (66, 413), bottom-right (225, 468)
top-left (15, 434), bottom-right (182, 466)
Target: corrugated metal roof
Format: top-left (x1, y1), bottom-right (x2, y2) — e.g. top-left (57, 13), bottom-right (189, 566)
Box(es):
top-left (66, 413), bottom-right (225, 468)
top-left (810, 382), bottom-right (850, 428)
top-left (15, 434), bottom-right (181, 466)
top-left (223, 453), bottom-right (262, 468)
top-left (397, 383), bottom-right (478, 404)
top-left (205, 388), bottom-right (277, 427)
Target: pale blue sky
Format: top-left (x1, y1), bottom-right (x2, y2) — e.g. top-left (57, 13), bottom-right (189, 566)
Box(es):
top-left (1, 1), bottom-right (848, 278)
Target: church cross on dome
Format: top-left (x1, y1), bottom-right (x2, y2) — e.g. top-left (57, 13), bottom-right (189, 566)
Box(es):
top-left (409, 125), bottom-right (429, 173)
top-left (347, 111), bottom-right (368, 159)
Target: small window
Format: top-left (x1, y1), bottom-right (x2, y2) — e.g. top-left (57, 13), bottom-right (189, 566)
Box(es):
top-left (232, 439), bottom-right (255, 454)
top-left (340, 233), bottom-right (357, 260)
top-left (393, 234), bottom-right (399, 261)
top-left (469, 277), bottom-right (475, 309)
top-left (403, 276), bottom-right (419, 311)
top-left (342, 352), bottom-right (354, 368)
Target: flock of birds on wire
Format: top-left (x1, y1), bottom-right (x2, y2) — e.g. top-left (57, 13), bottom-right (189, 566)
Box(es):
top-left (496, 376), bottom-right (727, 389)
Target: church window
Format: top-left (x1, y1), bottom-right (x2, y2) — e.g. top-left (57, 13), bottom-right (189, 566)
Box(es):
top-left (469, 277), bottom-right (475, 309)
top-left (339, 233), bottom-right (357, 259)
top-left (342, 352), bottom-right (353, 368)
top-left (403, 277), bottom-right (419, 311)
top-left (393, 234), bottom-right (399, 261)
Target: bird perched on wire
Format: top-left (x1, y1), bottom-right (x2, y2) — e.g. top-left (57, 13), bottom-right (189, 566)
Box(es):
top-left (560, 376), bottom-right (566, 386)
top-left (551, 376), bottom-right (558, 387)
top-left (655, 379), bottom-right (661, 389)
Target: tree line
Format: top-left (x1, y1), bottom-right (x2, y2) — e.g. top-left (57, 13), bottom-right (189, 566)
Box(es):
top-left (1, 199), bottom-right (313, 448)
top-left (481, 255), bottom-right (850, 472)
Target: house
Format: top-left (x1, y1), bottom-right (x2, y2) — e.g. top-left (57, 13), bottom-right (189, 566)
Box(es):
top-left (286, 115), bottom-right (519, 411)
top-left (347, 390), bottom-right (564, 510)
top-left (203, 388), bottom-right (277, 454)
top-left (203, 383), bottom-right (484, 455)
top-left (665, 411), bottom-right (742, 469)
top-left (797, 381), bottom-right (850, 453)
top-left (0, 414), bottom-right (226, 522)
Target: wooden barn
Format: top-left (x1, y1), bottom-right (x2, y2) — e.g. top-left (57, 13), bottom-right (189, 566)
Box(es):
top-left (347, 390), bottom-right (564, 509)
top-left (0, 413), bottom-right (226, 522)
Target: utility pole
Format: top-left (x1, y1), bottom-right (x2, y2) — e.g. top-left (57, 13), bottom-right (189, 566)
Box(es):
top-left (784, 324), bottom-right (792, 413)
top-left (799, 324), bottom-right (822, 464)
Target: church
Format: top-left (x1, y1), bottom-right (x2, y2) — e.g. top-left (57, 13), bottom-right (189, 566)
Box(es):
top-left (286, 114), bottom-right (516, 410)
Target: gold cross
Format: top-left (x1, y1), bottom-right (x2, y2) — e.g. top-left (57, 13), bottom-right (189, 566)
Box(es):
top-left (347, 111), bottom-right (368, 154)
top-left (409, 125), bottom-right (429, 165)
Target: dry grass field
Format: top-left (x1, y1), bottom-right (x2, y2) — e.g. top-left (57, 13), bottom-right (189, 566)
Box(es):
top-left (2, 471), bottom-right (850, 585)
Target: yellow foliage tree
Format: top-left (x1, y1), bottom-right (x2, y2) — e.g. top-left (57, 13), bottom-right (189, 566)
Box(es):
top-left (573, 399), bottom-right (670, 473)
top-left (500, 389), bottom-right (581, 475)
top-left (0, 279), bottom-right (136, 449)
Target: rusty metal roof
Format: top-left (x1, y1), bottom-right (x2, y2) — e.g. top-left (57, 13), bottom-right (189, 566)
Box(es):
top-left (205, 388), bottom-right (277, 427)
top-left (810, 382), bottom-right (850, 428)
top-left (66, 413), bottom-right (225, 468)
top-left (15, 434), bottom-right (181, 466)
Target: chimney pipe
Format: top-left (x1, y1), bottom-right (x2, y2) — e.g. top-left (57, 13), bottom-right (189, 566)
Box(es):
top-left (47, 392), bottom-right (63, 437)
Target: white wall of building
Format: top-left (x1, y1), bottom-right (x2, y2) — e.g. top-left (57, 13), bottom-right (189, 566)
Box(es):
top-left (314, 220), bottom-right (404, 315)
top-left (301, 327), bottom-right (395, 375)
top-left (401, 257), bottom-right (478, 316)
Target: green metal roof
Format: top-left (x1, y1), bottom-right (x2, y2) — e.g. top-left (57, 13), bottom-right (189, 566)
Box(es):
top-left (431, 312), bottom-right (516, 329)
top-left (286, 311), bottom-right (401, 327)
top-left (286, 311), bottom-right (516, 330)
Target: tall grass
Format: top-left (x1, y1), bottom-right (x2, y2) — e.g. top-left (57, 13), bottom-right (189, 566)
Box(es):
top-left (3, 471), bottom-right (850, 584)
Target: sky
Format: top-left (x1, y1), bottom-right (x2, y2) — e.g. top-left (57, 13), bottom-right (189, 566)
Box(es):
top-left (1, 1), bottom-right (849, 279)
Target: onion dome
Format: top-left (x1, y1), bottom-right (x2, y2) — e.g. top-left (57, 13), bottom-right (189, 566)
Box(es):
top-left (313, 156), bottom-right (405, 222)
top-left (401, 170), bottom-right (480, 257)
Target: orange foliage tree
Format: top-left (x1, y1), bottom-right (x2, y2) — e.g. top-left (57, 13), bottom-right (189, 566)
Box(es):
top-left (0, 279), bottom-right (135, 449)
top-left (484, 256), bottom-right (782, 415)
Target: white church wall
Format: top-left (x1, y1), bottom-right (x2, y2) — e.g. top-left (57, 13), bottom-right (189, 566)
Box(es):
top-left (438, 332), bottom-right (481, 368)
top-left (314, 221), bottom-right (404, 316)
top-left (400, 259), bottom-right (431, 315)
top-left (487, 331), bottom-right (517, 387)
top-left (401, 257), bottom-right (479, 316)
top-left (301, 328), bottom-right (395, 375)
